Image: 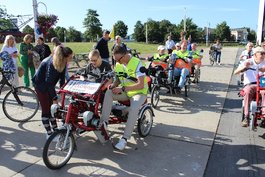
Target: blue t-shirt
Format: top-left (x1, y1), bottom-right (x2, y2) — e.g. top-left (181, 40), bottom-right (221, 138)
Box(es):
top-left (32, 57), bottom-right (65, 99)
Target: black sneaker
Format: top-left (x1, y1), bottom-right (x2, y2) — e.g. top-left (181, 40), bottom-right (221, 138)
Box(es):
top-left (175, 87), bottom-right (181, 94)
top-left (259, 119), bottom-right (265, 128)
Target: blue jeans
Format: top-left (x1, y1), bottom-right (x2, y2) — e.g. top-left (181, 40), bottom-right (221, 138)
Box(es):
top-left (215, 51), bottom-right (221, 63)
top-left (168, 68), bottom-right (189, 88)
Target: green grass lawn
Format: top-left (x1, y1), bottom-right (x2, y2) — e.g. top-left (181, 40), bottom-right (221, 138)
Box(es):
top-left (2, 41), bottom-right (240, 66)
top-left (0, 42), bottom-right (159, 66)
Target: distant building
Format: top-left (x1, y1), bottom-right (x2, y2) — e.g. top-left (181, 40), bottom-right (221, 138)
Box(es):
top-left (231, 28), bottom-right (248, 42)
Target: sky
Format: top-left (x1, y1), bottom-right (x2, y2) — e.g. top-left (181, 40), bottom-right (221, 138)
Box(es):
top-left (0, 0), bottom-right (261, 35)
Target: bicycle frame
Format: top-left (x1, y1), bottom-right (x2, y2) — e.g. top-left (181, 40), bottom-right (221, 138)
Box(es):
top-left (55, 73), bottom-right (152, 134)
top-left (0, 68), bottom-right (23, 105)
top-left (252, 72), bottom-right (265, 126)
top-left (0, 68), bottom-right (14, 94)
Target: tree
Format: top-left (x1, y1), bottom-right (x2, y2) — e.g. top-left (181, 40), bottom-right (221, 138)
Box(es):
top-left (54, 26), bottom-right (66, 42)
top-left (83, 9), bottom-right (102, 42)
top-left (144, 19), bottom-right (161, 43)
top-left (246, 28), bottom-right (256, 42)
top-left (159, 19), bottom-right (177, 42)
top-left (22, 25), bottom-right (34, 34)
top-left (214, 21), bottom-right (231, 41)
top-left (176, 18), bottom-right (199, 42)
top-left (46, 28), bottom-right (57, 42)
top-left (66, 26), bottom-right (82, 42)
top-left (133, 21), bottom-right (145, 42)
top-left (114, 20), bottom-right (128, 38)
top-left (0, 7), bottom-right (16, 32)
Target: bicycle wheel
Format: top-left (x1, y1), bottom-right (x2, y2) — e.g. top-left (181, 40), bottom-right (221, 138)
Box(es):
top-left (137, 106), bottom-right (153, 137)
top-left (151, 85), bottom-right (160, 108)
top-left (43, 129), bottom-right (75, 170)
top-left (2, 86), bottom-right (39, 122)
top-left (249, 114), bottom-right (256, 131)
top-left (194, 69), bottom-right (200, 83)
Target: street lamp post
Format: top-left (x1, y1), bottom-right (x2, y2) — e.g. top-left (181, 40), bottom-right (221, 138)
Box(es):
top-left (206, 22), bottom-right (210, 46)
top-left (183, 7), bottom-right (187, 39)
top-left (32, 0), bottom-right (48, 42)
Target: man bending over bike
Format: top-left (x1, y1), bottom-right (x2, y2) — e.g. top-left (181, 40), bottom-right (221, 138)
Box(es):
top-left (100, 45), bottom-right (148, 150)
top-left (234, 47), bottom-right (265, 127)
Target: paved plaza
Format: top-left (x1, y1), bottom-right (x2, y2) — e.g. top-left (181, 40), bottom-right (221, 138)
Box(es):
top-left (0, 47), bottom-right (265, 177)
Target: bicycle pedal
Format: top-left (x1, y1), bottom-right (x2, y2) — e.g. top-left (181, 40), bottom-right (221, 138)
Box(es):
top-left (75, 129), bottom-right (86, 137)
top-left (94, 130), bottom-right (109, 144)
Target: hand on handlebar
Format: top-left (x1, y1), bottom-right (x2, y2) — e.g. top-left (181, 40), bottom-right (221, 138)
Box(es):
top-left (112, 87), bottom-right (123, 94)
top-left (184, 58), bottom-right (191, 63)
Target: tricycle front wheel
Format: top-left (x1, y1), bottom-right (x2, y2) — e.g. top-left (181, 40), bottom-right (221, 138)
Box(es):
top-left (42, 129), bottom-right (75, 169)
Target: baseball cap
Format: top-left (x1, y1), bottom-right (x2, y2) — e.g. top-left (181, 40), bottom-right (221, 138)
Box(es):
top-left (175, 43), bottom-right (180, 47)
top-left (253, 46), bottom-right (265, 54)
top-left (157, 45), bottom-right (166, 51)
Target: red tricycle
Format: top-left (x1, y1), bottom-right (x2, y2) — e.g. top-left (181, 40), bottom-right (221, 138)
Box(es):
top-left (42, 71), bottom-right (154, 169)
top-left (248, 68), bottom-right (265, 130)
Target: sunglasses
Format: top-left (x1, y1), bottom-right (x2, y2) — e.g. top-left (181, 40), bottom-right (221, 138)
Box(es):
top-left (90, 57), bottom-right (99, 62)
top-left (116, 54), bottom-right (125, 62)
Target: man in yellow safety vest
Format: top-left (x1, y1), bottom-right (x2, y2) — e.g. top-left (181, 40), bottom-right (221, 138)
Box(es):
top-left (100, 45), bottom-right (148, 150)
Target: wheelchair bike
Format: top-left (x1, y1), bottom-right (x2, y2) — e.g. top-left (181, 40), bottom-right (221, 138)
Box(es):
top-left (147, 56), bottom-right (191, 108)
top-left (248, 69), bottom-right (265, 131)
top-left (190, 49), bottom-right (203, 83)
top-left (42, 70), bottom-right (154, 169)
top-left (238, 67), bottom-right (265, 130)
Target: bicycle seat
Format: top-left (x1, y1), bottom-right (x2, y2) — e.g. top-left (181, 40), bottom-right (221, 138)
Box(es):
top-left (118, 99), bottom-right (148, 107)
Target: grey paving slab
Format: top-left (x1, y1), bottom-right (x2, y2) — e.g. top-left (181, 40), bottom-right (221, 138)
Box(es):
top-left (0, 47), bottom-right (239, 177)
top-left (204, 48), bottom-right (265, 177)
top-left (13, 134), bottom-right (211, 177)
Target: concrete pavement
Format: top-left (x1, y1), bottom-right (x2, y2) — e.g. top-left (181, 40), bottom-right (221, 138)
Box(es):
top-left (0, 47), bottom-right (242, 177)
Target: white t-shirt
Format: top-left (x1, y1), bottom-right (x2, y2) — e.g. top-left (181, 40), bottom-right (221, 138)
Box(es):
top-left (240, 50), bottom-right (253, 60)
top-left (166, 40), bottom-right (175, 50)
top-left (1, 46), bottom-right (18, 59)
top-left (240, 58), bottom-right (265, 85)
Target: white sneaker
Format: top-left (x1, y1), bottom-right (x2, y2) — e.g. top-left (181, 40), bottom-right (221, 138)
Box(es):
top-left (114, 138), bottom-right (127, 151)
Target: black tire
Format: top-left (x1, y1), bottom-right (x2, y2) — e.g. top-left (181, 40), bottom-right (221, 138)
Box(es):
top-left (184, 78), bottom-right (190, 97)
top-left (151, 85), bottom-right (160, 108)
top-left (3, 86), bottom-right (39, 122)
top-left (194, 69), bottom-right (200, 83)
top-left (43, 129), bottom-right (75, 170)
top-left (241, 106), bottom-right (245, 122)
top-left (137, 106), bottom-right (153, 137)
top-left (210, 56), bottom-right (214, 66)
top-left (249, 114), bottom-right (256, 131)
